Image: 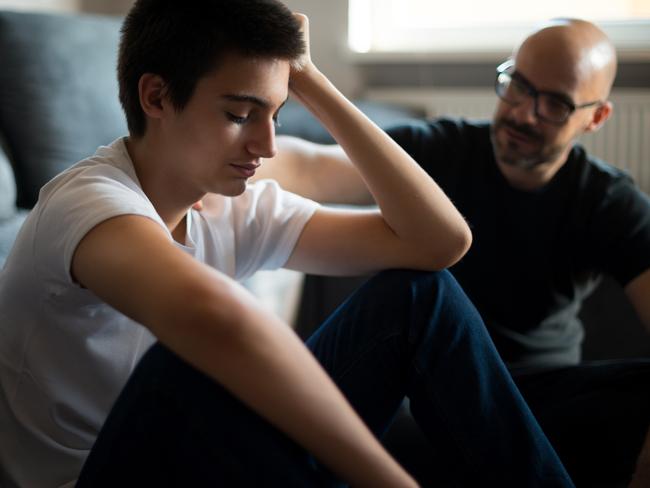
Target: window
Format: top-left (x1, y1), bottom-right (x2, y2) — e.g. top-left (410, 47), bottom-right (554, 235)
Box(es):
top-left (0, 0), bottom-right (80, 12)
top-left (349, 0), bottom-right (650, 59)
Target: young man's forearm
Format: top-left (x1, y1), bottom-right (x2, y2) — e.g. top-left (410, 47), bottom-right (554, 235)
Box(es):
top-left (155, 276), bottom-right (417, 488)
top-left (289, 66), bottom-right (471, 270)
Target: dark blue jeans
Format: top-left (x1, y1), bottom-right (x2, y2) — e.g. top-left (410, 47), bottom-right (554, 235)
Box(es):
top-left (511, 360), bottom-right (650, 487)
top-left (385, 360), bottom-right (650, 488)
top-left (77, 270), bottom-right (574, 487)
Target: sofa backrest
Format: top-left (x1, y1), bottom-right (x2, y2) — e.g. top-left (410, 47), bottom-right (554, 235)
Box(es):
top-left (0, 135), bottom-right (16, 220)
top-left (0, 10), bottom-right (126, 209)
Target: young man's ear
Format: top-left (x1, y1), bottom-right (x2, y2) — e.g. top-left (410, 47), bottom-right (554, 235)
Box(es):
top-left (138, 73), bottom-right (168, 120)
top-left (585, 101), bottom-right (613, 133)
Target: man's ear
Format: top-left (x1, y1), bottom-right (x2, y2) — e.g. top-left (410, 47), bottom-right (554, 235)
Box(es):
top-left (584, 101), bottom-right (613, 133)
top-left (138, 73), bottom-right (168, 120)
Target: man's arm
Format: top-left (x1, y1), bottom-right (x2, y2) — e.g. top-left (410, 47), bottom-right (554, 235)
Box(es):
top-left (255, 135), bottom-right (371, 205)
top-left (625, 267), bottom-right (650, 332)
top-left (72, 215), bottom-right (416, 488)
top-left (624, 268), bottom-right (650, 488)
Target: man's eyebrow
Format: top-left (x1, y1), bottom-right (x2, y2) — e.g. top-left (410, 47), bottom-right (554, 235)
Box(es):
top-left (221, 94), bottom-right (289, 110)
top-left (512, 71), bottom-right (574, 105)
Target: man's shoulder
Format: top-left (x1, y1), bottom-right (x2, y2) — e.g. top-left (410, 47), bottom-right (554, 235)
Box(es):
top-left (387, 116), bottom-right (490, 140)
top-left (385, 117), bottom-right (492, 162)
top-left (576, 145), bottom-right (630, 178)
top-left (569, 145), bottom-right (638, 196)
top-left (435, 117), bottom-right (491, 132)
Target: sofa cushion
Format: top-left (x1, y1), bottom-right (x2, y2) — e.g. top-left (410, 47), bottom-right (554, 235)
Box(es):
top-left (0, 10), bottom-right (127, 209)
top-left (0, 134), bottom-right (16, 220)
top-left (277, 99), bottom-right (420, 144)
top-left (0, 209), bottom-right (28, 269)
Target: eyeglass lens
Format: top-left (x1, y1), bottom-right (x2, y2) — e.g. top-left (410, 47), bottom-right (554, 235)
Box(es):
top-left (496, 71), bottom-right (572, 123)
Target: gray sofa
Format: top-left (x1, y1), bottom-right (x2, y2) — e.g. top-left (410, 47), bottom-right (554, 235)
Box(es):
top-left (0, 9), bottom-right (647, 488)
top-left (0, 10), bottom-right (125, 265)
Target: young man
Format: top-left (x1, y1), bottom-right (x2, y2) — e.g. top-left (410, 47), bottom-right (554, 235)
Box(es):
top-left (0, 1), bottom-right (574, 487)
top-left (258, 18), bottom-right (650, 487)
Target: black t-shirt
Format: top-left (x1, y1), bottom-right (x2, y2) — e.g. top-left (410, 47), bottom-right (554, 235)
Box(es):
top-left (386, 118), bottom-right (650, 366)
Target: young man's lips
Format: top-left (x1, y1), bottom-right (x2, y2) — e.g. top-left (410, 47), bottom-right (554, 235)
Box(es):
top-left (230, 163), bottom-right (259, 178)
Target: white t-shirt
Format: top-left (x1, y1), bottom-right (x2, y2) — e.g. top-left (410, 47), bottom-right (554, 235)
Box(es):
top-left (0, 138), bottom-right (319, 488)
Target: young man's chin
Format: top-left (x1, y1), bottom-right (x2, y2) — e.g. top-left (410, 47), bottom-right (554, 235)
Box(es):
top-left (218, 181), bottom-right (249, 197)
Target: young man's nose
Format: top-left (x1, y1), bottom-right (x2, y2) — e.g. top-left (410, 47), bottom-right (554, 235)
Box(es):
top-left (247, 120), bottom-right (277, 159)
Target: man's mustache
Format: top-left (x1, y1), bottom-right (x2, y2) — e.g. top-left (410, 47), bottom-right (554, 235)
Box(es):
top-left (497, 118), bottom-right (543, 141)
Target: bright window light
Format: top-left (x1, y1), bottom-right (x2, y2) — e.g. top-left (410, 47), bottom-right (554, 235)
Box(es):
top-left (348, 0), bottom-right (372, 53)
top-left (348, 0), bottom-right (650, 56)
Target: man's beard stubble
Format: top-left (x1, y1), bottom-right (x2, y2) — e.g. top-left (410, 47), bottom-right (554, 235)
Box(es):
top-left (490, 116), bottom-right (566, 170)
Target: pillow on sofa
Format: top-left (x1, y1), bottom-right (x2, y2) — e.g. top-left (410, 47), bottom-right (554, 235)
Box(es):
top-left (0, 10), bottom-right (127, 209)
top-left (0, 209), bottom-right (28, 269)
top-left (0, 132), bottom-right (29, 268)
top-left (0, 135), bottom-right (16, 220)
top-left (277, 99), bottom-right (421, 144)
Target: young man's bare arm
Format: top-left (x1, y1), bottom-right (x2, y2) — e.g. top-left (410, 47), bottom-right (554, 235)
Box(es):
top-left (284, 16), bottom-right (470, 276)
top-left (71, 214), bottom-right (417, 488)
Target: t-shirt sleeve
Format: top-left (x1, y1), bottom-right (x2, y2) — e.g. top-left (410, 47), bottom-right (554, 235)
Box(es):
top-left (231, 180), bottom-right (319, 281)
top-left (32, 164), bottom-right (166, 285)
top-left (587, 177), bottom-right (650, 286)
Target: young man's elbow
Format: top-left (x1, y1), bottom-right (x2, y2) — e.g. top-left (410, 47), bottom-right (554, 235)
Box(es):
top-left (426, 225), bottom-right (473, 270)
top-left (450, 225), bottom-right (473, 264)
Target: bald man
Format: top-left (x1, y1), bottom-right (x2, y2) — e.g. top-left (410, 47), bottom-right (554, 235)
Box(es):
top-left (255, 19), bottom-right (650, 487)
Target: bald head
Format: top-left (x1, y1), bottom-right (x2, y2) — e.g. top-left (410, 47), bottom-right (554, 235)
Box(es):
top-left (513, 19), bottom-right (617, 101)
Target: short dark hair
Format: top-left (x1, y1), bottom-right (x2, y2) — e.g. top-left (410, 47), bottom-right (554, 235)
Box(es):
top-left (118, 0), bottom-right (304, 137)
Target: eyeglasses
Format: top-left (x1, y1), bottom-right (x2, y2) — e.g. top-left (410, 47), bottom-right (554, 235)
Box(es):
top-left (495, 60), bottom-right (602, 125)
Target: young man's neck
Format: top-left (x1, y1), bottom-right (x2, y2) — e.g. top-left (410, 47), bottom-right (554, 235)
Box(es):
top-left (125, 135), bottom-right (200, 242)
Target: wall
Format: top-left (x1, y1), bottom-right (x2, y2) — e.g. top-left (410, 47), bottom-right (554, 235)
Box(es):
top-left (0, 0), bottom-right (80, 11)
top-left (1, 0), bottom-right (647, 92)
top-left (0, 0), bottom-right (130, 12)
top-left (79, 0), bottom-right (132, 15)
top-left (281, 0), bottom-right (361, 96)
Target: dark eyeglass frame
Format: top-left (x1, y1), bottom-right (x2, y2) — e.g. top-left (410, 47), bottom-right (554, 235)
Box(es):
top-left (495, 59), bottom-right (602, 125)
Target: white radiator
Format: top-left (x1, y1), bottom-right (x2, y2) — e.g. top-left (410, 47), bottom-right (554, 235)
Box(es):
top-left (366, 88), bottom-right (650, 193)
